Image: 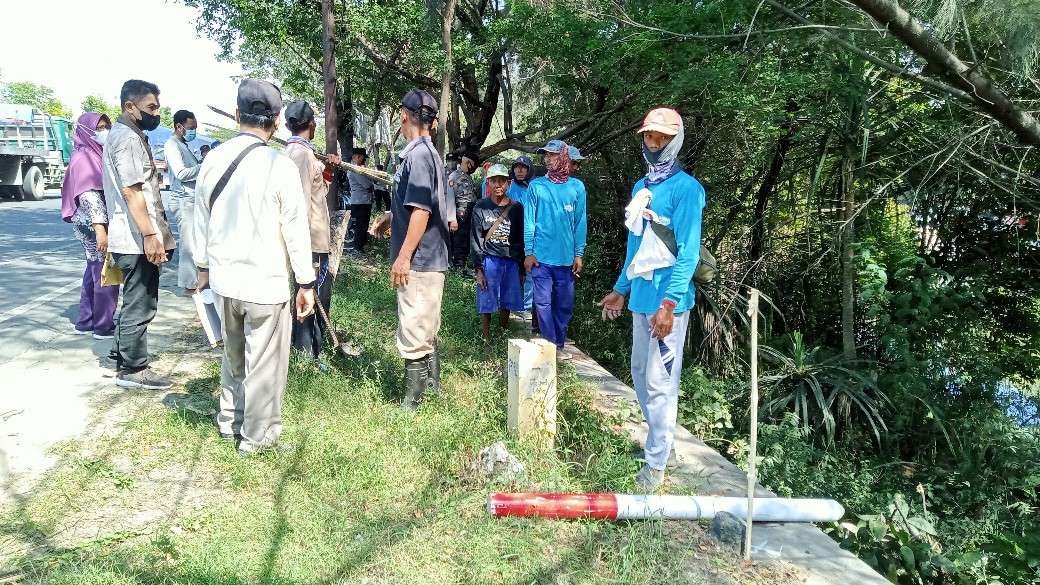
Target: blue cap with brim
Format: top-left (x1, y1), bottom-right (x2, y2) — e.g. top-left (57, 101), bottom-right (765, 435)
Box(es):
top-left (568, 145), bottom-right (586, 160)
top-left (537, 139), bottom-right (566, 154)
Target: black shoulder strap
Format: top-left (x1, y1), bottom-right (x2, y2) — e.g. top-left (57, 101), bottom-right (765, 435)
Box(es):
top-left (209, 142), bottom-right (266, 209)
top-left (648, 220), bottom-right (678, 256)
top-left (486, 201), bottom-right (516, 238)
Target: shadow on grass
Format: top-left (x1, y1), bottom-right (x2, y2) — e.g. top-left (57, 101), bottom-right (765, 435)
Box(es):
top-left (0, 385), bottom-right (212, 581)
top-left (1, 255), bottom-right (692, 584)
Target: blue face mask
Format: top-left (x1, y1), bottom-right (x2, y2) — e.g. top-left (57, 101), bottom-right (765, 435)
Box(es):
top-left (185, 129), bottom-right (197, 142)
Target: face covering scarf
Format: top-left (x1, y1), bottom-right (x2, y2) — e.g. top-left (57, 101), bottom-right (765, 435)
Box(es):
top-left (642, 119), bottom-right (685, 185)
top-left (546, 143), bottom-right (572, 184)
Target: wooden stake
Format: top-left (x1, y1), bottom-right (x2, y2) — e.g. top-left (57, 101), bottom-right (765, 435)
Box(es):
top-left (744, 287), bottom-right (760, 560)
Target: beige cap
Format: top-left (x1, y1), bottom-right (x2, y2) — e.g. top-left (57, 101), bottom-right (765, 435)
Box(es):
top-left (638, 107), bottom-right (682, 136)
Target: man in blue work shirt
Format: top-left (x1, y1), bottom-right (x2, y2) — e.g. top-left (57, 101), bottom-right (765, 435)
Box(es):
top-left (507, 155), bottom-right (533, 202)
top-left (523, 140), bottom-right (587, 356)
top-left (597, 107), bottom-right (705, 492)
top-left (508, 155), bottom-right (536, 320)
top-left (567, 145), bottom-right (586, 176)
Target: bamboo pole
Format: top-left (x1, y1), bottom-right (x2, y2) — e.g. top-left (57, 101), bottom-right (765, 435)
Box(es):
top-left (744, 287), bottom-right (761, 560)
top-left (206, 105), bottom-right (392, 185)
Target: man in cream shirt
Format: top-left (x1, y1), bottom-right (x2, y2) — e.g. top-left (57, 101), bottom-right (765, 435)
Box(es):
top-left (282, 100), bottom-right (341, 360)
top-left (193, 79), bottom-right (317, 456)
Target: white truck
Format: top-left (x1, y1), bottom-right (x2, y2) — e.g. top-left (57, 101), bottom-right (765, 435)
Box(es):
top-left (0, 104), bottom-right (72, 201)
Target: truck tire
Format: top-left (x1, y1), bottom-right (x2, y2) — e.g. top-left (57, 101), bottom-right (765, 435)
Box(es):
top-left (21, 166), bottom-right (44, 201)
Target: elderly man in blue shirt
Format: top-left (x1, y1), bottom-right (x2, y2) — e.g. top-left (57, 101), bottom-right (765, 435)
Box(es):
top-left (597, 107), bottom-right (706, 491)
top-left (523, 140), bottom-right (588, 356)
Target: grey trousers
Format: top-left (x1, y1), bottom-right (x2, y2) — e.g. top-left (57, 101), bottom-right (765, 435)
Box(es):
top-left (168, 195), bottom-right (197, 290)
top-left (215, 294), bottom-right (292, 449)
top-left (631, 310), bottom-right (691, 471)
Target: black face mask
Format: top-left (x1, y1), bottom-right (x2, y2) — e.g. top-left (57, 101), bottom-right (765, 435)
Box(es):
top-left (135, 106), bottom-right (161, 131)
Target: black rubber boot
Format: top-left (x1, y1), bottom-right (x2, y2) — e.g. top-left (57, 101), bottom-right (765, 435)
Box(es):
top-left (428, 350), bottom-right (441, 393)
top-left (402, 355), bottom-right (430, 411)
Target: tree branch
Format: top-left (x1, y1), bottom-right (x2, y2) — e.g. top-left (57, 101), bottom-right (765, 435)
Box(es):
top-left (841, 0), bottom-right (1040, 145)
top-left (764, 0), bottom-right (972, 102)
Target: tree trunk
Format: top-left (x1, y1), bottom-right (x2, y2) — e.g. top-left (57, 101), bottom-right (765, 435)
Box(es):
top-left (337, 73), bottom-right (354, 158)
top-left (447, 92), bottom-right (462, 153)
top-left (840, 152), bottom-right (857, 360)
top-left (839, 78), bottom-right (866, 361)
top-left (500, 59), bottom-right (514, 137)
top-left (436, 0), bottom-right (459, 157)
top-left (320, 0), bottom-right (338, 156)
top-left (749, 100), bottom-right (799, 274)
top-left (845, 0), bottom-right (1040, 145)
top-left (334, 72), bottom-right (355, 214)
top-left (455, 55), bottom-right (503, 157)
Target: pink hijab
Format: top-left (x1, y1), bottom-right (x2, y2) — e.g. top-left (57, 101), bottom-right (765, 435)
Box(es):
top-left (60, 112), bottom-right (106, 223)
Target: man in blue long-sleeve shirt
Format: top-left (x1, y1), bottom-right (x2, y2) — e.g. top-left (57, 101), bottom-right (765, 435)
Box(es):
top-left (597, 108), bottom-right (705, 491)
top-left (523, 140), bottom-right (587, 354)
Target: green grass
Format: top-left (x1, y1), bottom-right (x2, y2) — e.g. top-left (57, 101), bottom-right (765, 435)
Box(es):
top-left (0, 251), bottom-right (757, 585)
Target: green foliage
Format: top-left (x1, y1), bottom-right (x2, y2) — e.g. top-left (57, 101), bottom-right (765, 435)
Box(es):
top-left (1, 80), bottom-right (73, 118)
top-left (169, 0), bottom-right (1040, 581)
top-left (80, 95), bottom-right (120, 123)
top-left (833, 494), bottom-right (955, 584)
top-left (677, 367), bottom-right (735, 439)
top-left (760, 331), bottom-right (889, 445)
top-left (159, 106), bottom-right (174, 129)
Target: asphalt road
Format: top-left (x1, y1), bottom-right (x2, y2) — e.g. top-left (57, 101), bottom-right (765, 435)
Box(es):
top-left (0, 190), bottom-right (199, 495)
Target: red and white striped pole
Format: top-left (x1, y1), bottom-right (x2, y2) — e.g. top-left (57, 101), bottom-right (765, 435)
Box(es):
top-left (488, 492), bottom-right (844, 522)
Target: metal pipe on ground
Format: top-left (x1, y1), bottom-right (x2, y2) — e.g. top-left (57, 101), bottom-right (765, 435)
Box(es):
top-left (488, 493), bottom-right (845, 522)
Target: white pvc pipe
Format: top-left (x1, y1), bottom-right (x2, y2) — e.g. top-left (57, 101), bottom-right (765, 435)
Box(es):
top-left (614, 495), bottom-right (845, 522)
top-left (488, 492), bottom-right (845, 523)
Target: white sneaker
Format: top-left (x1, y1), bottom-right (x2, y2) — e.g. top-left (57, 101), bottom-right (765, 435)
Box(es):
top-left (73, 327), bottom-right (91, 335)
top-left (93, 331), bottom-right (115, 340)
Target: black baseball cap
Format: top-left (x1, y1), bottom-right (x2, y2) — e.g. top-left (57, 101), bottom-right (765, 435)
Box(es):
top-left (351, 147), bottom-right (368, 157)
top-left (400, 89), bottom-right (437, 118)
top-left (237, 79), bottom-right (282, 118)
top-left (284, 101), bottom-right (315, 127)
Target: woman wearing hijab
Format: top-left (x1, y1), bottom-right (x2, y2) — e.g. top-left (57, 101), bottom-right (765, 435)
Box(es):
top-left (596, 107), bottom-right (706, 492)
top-left (522, 140), bottom-right (588, 356)
top-left (62, 111), bottom-right (119, 339)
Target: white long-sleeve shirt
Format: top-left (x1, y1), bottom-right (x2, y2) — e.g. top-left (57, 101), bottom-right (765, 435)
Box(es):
top-left (163, 135), bottom-right (201, 197)
top-left (192, 134), bottom-right (316, 305)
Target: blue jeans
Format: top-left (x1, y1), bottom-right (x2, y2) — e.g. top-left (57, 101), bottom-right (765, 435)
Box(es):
top-left (631, 311), bottom-right (691, 470)
top-left (531, 263), bottom-right (574, 348)
top-left (522, 273), bottom-right (534, 311)
top-left (476, 256), bottom-right (523, 313)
